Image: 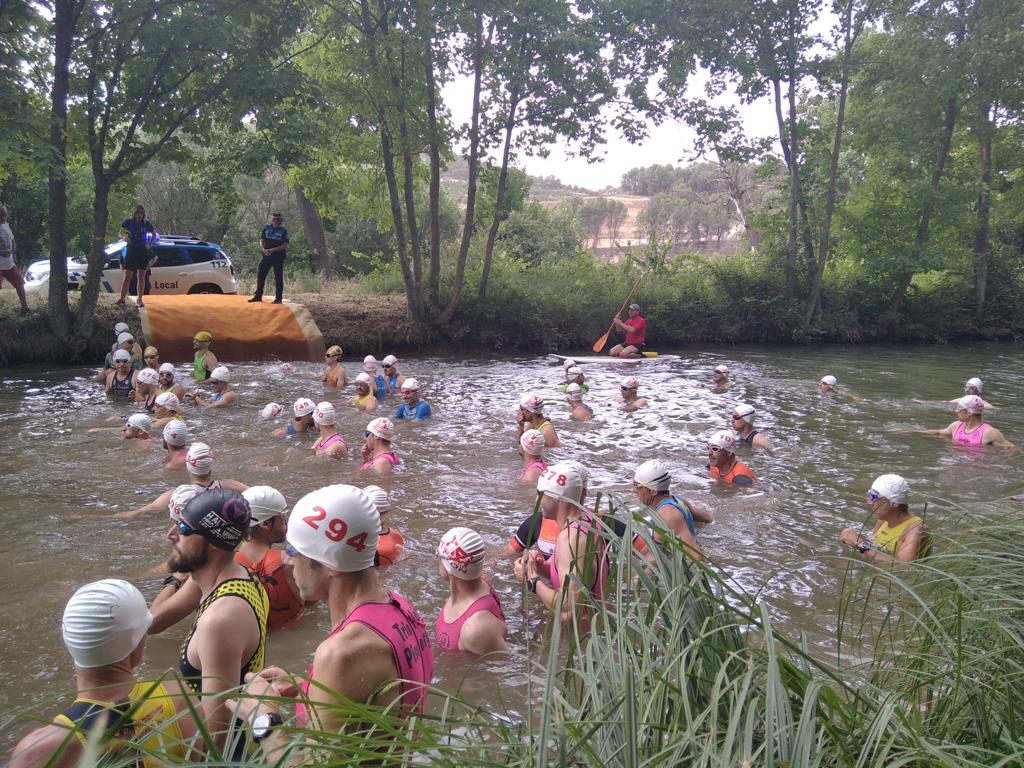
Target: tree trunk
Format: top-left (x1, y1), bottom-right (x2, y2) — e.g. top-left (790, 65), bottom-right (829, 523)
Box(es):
top-left (74, 177), bottom-right (110, 340)
top-left (420, 2), bottom-right (442, 311)
top-left (439, 11), bottom-right (485, 326)
top-left (772, 76), bottom-right (798, 299)
top-left (293, 184), bottom-right (332, 279)
top-left (479, 85), bottom-right (522, 303)
top-left (803, 0), bottom-right (856, 331)
top-left (47, 0), bottom-right (80, 342)
top-left (889, 96), bottom-right (960, 311)
top-left (973, 102), bottom-right (993, 317)
top-left (717, 149), bottom-right (762, 253)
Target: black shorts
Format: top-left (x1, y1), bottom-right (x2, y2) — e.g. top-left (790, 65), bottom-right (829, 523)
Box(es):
top-left (124, 247), bottom-right (152, 271)
top-left (628, 342), bottom-right (646, 353)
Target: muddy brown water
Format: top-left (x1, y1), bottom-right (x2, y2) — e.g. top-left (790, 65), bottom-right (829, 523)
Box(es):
top-left (1, 343), bottom-right (1023, 749)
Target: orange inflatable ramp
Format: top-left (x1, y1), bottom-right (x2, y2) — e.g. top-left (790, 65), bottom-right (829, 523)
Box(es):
top-left (139, 295), bottom-right (325, 363)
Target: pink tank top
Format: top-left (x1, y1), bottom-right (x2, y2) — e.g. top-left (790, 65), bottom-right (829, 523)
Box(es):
top-left (953, 421), bottom-right (990, 447)
top-left (548, 516), bottom-right (608, 600)
top-left (435, 583), bottom-right (505, 653)
top-left (359, 451), bottom-right (400, 472)
top-left (316, 433), bottom-right (346, 455)
top-left (519, 460), bottom-right (547, 480)
top-left (296, 592), bottom-right (433, 726)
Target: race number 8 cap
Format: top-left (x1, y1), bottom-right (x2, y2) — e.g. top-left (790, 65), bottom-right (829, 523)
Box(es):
top-left (437, 527), bottom-right (486, 580)
top-left (537, 461), bottom-right (585, 504)
top-left (293, 397), bottom-right (316, 418)
top-left (634, 459), bottom-right (671, 491)
top-left (286, 485), bottom-right (380, 572)
top-left (62, 579), bottom-right (152, 669)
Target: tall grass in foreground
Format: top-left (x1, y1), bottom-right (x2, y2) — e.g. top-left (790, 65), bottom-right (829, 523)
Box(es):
top-left (5, 496), bottom-right (1024, 766)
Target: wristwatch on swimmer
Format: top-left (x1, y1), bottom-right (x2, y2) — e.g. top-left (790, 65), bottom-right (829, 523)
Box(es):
top-left (857, 541), bottom-right (871, 554)
top-left (528, 576), bottom-right (541, 593)
top-left (251, 712), bottom-right (284, 742)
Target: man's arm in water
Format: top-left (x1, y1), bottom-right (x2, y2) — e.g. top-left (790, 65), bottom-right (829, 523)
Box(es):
top-left (115, 488), bottom-right (174, 519)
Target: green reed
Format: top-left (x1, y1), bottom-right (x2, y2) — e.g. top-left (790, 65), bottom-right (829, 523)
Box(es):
top-left (5, 495), bottom-right (1024, 766)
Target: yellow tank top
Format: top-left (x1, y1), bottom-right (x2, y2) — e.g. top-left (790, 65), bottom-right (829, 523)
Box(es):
top-left (353, 392), bottom-right (375, 408)
top-left (873, 515), bottom-right (923, 555)
top-left (54, 681), bottom-right (185, 767)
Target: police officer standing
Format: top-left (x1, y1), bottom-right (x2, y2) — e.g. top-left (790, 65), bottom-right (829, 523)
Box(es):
top-left (250, 212), bottom-right (289, 304)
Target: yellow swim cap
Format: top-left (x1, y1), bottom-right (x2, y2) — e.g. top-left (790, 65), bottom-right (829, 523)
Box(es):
top-left (144, 345), bottom-right (158, 357)
top-left (194, 331), bottom-right (213, 343)
top-left (326, 345), bottom-right (343, 356)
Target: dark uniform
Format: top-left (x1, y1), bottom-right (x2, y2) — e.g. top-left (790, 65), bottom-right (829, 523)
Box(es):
top-left (253, 216), bottom-right (289, 303)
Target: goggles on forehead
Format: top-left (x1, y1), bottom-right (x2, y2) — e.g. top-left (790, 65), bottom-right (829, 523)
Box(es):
top-left (867, 489), bottom-right (882, 503)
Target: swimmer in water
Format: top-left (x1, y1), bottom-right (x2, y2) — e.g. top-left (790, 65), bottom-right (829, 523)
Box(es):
top-left (134, 367), bottom-right (161, 409)
top-left (632, 459), bottom-right (706, 560)
top-left (948, 377), bottom-right (995, 409)
top-left (311, 402), bottom-right (347, 459)
top-left (274, 398), bottom-right (317, 437)
top-left (435, 526), bottom-right (508, 655)
top-left (558, 366), bottom-right (588, 394)
top-left (162, 420), bottom-right (189, 470)
top-left (105, 350), bottom-right (138, 399)
top-left (819, 374), bottom-right (838, 393)
top-left (351, 373), bottom-right (379, 412)
top-left (518, 429), bottom-right (548, 484)
top-left (322, 345), bottom-right (347, 388)
top-left (921, 395), bottom-right (1016, 449)
top-left (394, 378), bottom-right (432, 421)
top-left (157, 363), bottom-right (187, 399)
top-left (516, 393), bottom-right (561, 448)
top-left (260, 402), bottom-right (283, 420)
top-left (152, 392), bottom-right (183, 430)
top-left (122, 413), bottom-right (153, 441)
top-left (362, 355), bottom-right (387, 400)
top-left (566, 383), bottom-right (594, 421)
top-left (191, 332), bottom-right (217, 382)
top-left (706, 430), bottom-right (756, 488)
top-left (730, 403), bottom-right (775, 451)
top-left (696, 364), bottom-right (731, 392)
top-left (840, 474), bottom-right (928, 563)
top-left (618, 376), bottom-right (647, 412)
top-left (190, 366), bottom-right (237, 408)
top-left (365, 484), bottom-right (404, 567)
top-left (382, 354), bottom-right (405, 393)
top-left (359, 417), bottom-right (399, 475)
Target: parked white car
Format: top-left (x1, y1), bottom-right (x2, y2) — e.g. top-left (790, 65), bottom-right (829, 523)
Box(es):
top-left (23, 235), bottom-right (238, 295)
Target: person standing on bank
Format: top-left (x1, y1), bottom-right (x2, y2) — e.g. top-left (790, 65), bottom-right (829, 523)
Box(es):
top-left (116, 205), bottom-right (156, 308)
top-left (609, 303), bottom-right (647, 358)
top-left (0, 205), bottom-right (29, 313)
top-left (250, 212), bottom-right (289, 304)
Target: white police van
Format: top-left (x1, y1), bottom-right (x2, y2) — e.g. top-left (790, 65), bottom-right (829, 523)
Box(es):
top-left (24, 235), bottom-right (238, 295)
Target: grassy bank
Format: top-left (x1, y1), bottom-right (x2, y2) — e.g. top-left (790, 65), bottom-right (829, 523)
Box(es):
top-left (6, 494), bottom-right (1023, 765)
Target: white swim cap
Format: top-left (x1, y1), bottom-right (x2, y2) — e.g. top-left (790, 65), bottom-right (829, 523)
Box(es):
top-left (965, 377), bottom-right (983, 393)
top-left (117, 332), bottom-right (134, 345)
top-left (714, 365), bottom-right (730, 375)
top-left (519, 429), bottom-right (546, 456)
top-left (158, 362), bottom-right (175, 375)
top-left (565, 382), bottom-right (583, 401)
top-left (362, 484), bottom-right (390, 514)
top-left (62, 579), bottom-right (152, 669)
top-left (400, 377), bottom-right (420, 391)
top-left (566, 366), bottom-right (582, 379)
top-left (366, 417), bottom-right (394, 441)
top-left (870, 473), bottom-right (911, 505)
top-left (114, 322), bottom-right (130, 336)
top-left (113, 349), bottom-right (131, 363)
top-left (126, 413), bottom-right (151, 433)
top-left (519, 393), bottom-right (544, 414)
top-left (185, 442), bottom-right (214, 475)
top-left (957, 394), bottom-right (985, 415)
top-left (634, 459), bottom-right (671, 491)
top-left (136, 368), bottom-right (159, 386)
top-left (243, 486), bottom-right (289, 525)
top-left (382, 355), bottom-right (398, 367)
top-left (537, 461), bottom-right (585, 504)
top-left (168, 483), bottom-right (201, 520)
top-left (562, 459), bottom-right (590, 490)
top-left (707, 430), bottom-right (738, 452)
top-left (293, 397), bottom-right (316, 417)
top-left (154, 392), bottom-right (180, 412)
top-left (355, 372), bottom-right (372, 386)
top-left (820, 375), bottom-right (837, 387)
top-left (620, 376), bottom-right (639, 391)
top-left (313, 401), bottom-right (337, 426)
top-left (261, 402), bottom-right (283, 419)
top-left (279, 362), bottom-right (294, 373)
top-left (437, 527), bottom-right (486, 581)
top-left (162, 420), bottom-right (189, 447)
top-left (562, 358), bottom-right (577, 370)
top-left (210, 366), bottom-right (230, 383)
top-left (286, 485), bottom-right (380, 572)
top-left (363, 355), bottom-right (378, 372)
top-left (733, 403), bottom-right (756, 425)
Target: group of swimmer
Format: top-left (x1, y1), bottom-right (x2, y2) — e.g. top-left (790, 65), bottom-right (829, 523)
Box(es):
top-left (9, 321), bottom-right (1020, 766)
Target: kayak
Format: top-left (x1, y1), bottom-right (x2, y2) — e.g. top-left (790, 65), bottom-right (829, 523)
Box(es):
top-left (548, 353), bottom-right (674, 365)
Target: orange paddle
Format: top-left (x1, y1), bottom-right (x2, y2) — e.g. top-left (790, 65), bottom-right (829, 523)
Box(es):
top-left (593, 271), bottom-right (646, 353)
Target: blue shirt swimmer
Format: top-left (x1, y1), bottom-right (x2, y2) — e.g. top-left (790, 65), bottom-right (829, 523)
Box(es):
top-left (362, 355), bottom-right (388, 400)
top-left (394, 378), bottom-right (432, 421)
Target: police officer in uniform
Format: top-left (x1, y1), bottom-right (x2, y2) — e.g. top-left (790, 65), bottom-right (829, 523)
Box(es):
top-left (250, 212), bottom-right (289, 304)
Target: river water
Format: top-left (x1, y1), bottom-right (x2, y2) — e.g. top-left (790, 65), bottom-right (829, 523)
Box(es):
top-left (1, 343), bottom-right (1022, 748)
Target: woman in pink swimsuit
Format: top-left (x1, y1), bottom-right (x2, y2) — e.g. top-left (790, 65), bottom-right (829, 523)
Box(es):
top-left (311, 402), bottom-right (347, 459)
top-left (435, 527), bottom-right (508, 655)
top-left (518, 428), bottom-right (547, 483)
top-left (359, 417), bottom-right (400, 474)
top-left (924, 395), bottom-right (1016, 450)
